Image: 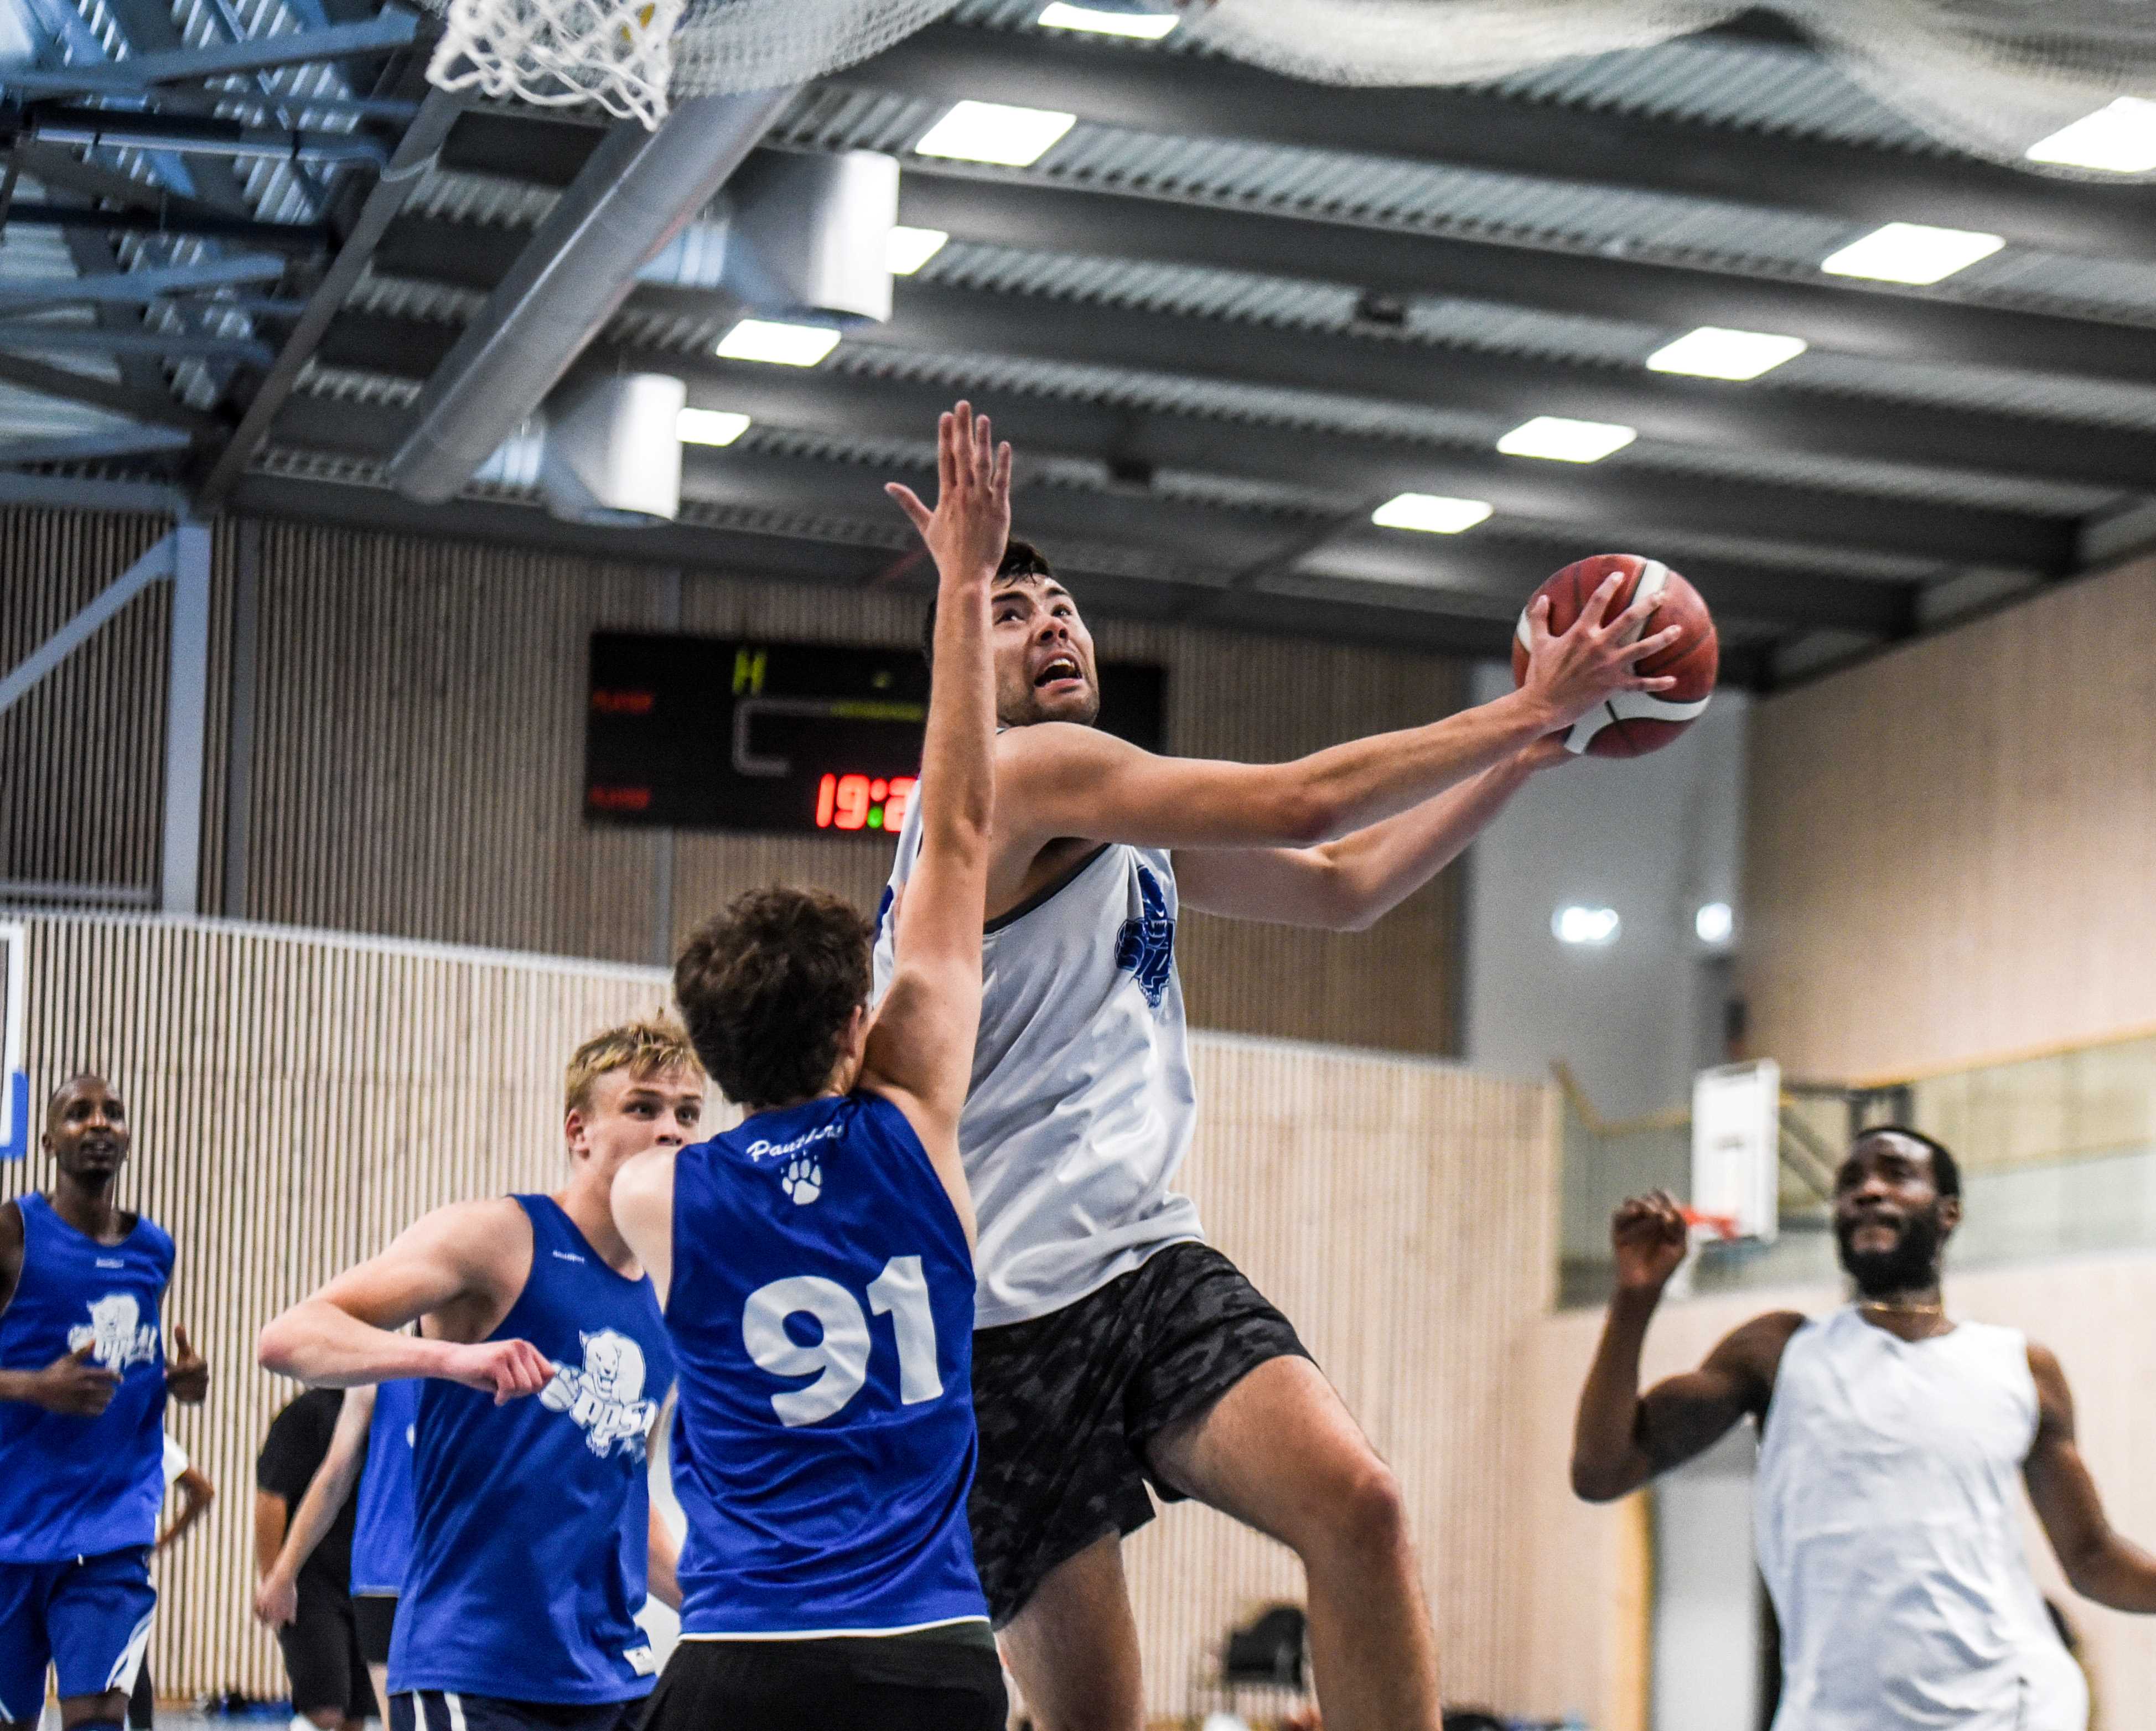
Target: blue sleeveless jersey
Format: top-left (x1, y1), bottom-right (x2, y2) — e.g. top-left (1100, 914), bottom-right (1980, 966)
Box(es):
top-left (350, 1377), bottom-right (417, 1596)
top-left (667, 1092), bottom-right (988, 1636)
top-left (0, 1194), bottom-right (174, 1563)
top-left (388, 1196), bottom-right (675, 1702)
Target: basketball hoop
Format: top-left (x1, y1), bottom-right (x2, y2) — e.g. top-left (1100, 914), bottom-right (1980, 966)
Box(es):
top-left (426, 0), bottom-right (686, 128)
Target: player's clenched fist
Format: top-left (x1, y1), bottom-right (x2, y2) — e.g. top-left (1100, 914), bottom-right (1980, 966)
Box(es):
top-left (27, 1341), bottom-right (122, 1415)
top-left (441, 1338), bottom-right (554, 1403)
top-left (1611, 1191), bottom-right (1691, 1294)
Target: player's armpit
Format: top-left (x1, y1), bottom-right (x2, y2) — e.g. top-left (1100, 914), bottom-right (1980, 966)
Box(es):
top-left (611, 1149), bottom-right (677, 1309)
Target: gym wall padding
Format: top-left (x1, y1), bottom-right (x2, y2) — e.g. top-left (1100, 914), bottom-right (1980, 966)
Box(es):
top-left (0, 915), bottom-right (1555, 1714)
top-left (1515, 1258), bottom-right (2156, 1730)
top-left (1743, 550), bottom-right (2156, 1084)
top-left (4, 508), bottom-right (1470, 1057)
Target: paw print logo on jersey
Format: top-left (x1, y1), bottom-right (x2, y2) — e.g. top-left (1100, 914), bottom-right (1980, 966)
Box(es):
top-left (538, 1329), bottom-right (661, 1460)
top-left (67, 1292), bottom-right (158, 1372)
top-left (1115, 865), bottom-right (1177, 1009)
top-left (781, 1155), bottom-right (822, 1206)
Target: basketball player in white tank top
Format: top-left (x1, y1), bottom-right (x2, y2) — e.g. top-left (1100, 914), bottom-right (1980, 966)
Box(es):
top-left (1573, 1128), bottom-right (2156, 1729)
top-left (873, 524), bottom-right (1682, 1731)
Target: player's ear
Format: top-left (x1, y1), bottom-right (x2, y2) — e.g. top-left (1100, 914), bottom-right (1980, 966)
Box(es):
top-left (1937, 1194), bottom-right (1963, 1237)
top-left (564, 1106), bottom-right (589, 1160)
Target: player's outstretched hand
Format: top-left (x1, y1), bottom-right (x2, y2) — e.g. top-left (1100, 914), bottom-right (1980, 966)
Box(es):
top-left (29, 1341), bottom-right (122, 1415)
top-left (253, 1567), bottom-right (299, 1629)
top-left (441, 1338), bottom-right (554, 1404)
top-left (165, 1323), bottom-right (209, 1403)
top-left (1520, 573), bottom-right (1685, 730)
top-left (884, 400), bottom-right (1014, 589)
top-left (1611, 1191), bottom-right (1691, 1294)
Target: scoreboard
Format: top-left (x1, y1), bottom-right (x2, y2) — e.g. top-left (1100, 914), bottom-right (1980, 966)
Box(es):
top-left (585, 633), bottom-right (1167, 835)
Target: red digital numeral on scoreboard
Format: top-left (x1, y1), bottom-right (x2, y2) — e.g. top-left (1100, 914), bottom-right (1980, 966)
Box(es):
top-left (815, 774), bottom-right (915, 832)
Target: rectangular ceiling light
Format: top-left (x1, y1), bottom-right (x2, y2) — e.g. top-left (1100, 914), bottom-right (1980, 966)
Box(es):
top-left (1038, 2), bottom-right (1181, 37)
top-left (1497, 416), bottom-right (1636, 463)
top-left (1371, 492), bottom-right (1493, 534)
top-left (887, 226), bottom-right (949, 276)
top-left (2025, 97), bottom-right (2156, 173)
top-left (715, 319), bottom-right (841, 367)
top-left (914, 100), bottom-right (1077, 168)
top-left (1820, 221), bottom-right (2004, 285)
top-left (1646, 325), bottom-right (1808, 381)
top-left (677, 408), bottom-right (751, 446)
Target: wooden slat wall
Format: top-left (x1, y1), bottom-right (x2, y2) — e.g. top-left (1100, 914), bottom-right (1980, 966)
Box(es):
top-left (1512, 1258), bottom-right (2156, 1728)
top-left (11, 512), bottom-right (1468, 1054)
top-left (1, 915), bottom-right (1552, 1711)
top-left (1743, 553), bottom-right (2156, 1082)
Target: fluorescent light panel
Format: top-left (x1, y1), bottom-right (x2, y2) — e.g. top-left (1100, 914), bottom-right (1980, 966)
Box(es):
top-left (677, 408), bottom-right (750, 447)
top-left (1646, 326), bottom-right (1808, 382)
top-left (715, 319), bottom-right (841, 367)
top-left (1553, 904), bottom-right (1621, 946)
top-left (1371, 492), bottom-right (1492, 534)
top-left (914, 100), bottom-right (1076, 168)
top-left (1497, 416), bottom-right (1636, 463)
top-left (1820, 221), bottom-right (2003, 286)
top-left (886, 226), bottom-right (949, 275)
top-left (1037, 2), bottom-right (1181, 38)
top-left (2025, 97), bottom-right (2156, 174)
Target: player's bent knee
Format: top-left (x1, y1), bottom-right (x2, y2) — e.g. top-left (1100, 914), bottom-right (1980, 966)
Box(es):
top-left (1317, 1458), bottom-right (1410, 1562)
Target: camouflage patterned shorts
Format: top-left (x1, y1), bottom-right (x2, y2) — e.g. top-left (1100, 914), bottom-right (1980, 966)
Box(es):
top-left (967, 1241), bottom-right (1312, 1627)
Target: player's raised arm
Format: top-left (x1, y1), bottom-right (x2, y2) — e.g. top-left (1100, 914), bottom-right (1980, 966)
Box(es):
top-left (857, 403), bottom-right (1006, 1181)
top-left (1571, 1192), bottom-right (1802, 1502)
top-left (996, 574), bottom-right (1679, 857)
top-left (258, 1198), bottom-right (554, 1401)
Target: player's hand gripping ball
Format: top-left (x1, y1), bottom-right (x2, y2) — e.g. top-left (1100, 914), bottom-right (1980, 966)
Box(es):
top-left (1512, 553), bottom-right (1718, 757)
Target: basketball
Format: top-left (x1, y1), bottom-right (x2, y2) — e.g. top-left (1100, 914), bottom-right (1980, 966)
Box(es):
top-left (1509, 553), bottom-right (1719, 758)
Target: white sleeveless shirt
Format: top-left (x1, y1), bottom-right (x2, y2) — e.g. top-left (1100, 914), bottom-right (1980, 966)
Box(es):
top-left (872, 782), bottom-right (1203, 1329)
top-left (1755, 1306), bottom-right (2087, 1731)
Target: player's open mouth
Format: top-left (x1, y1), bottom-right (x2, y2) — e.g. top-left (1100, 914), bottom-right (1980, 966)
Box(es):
top-left (1034, 656), bottom-right (1082, 690)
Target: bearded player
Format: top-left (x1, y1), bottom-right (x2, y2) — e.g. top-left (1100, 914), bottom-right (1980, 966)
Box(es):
top-left (872, 540), bottom-right (1678, 1728)
top-left (1573, 1127), bottom-right (2156, 1729)
top-left (259, 1023), bottom-right (699, 1731)
top-left (0, 1075), bottom-right (209, 1731)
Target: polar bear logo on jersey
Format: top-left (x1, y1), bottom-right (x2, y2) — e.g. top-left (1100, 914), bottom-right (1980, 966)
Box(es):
top-left (67, 1293), bottom-right (158, 1373)
top-left (538, 1329), bottom-right (660, 1460)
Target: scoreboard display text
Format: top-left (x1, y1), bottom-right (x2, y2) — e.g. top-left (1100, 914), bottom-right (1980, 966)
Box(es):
top-left (585, 634), bottom-right (1166, 835)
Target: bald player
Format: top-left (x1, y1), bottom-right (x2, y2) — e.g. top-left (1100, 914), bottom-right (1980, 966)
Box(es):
top-left (1573, 1127), bottom-right (2156, 1730)
top-left (0, 1075), bottom-right (209, 1731)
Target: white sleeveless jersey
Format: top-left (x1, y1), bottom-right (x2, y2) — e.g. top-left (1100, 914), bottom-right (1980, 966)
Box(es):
top-left (872, 780), bottom-right (1203, 1328)
top-left (1755, 1307), bottom-right (2087, 1731)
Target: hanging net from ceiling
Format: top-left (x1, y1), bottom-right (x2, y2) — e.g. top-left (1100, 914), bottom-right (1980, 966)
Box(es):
top-left (419, 0), bottom-right (2156, 175)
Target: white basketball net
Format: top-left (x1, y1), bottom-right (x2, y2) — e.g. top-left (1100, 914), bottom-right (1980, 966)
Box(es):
top-left (418, 0), bottom-right (2156, 169)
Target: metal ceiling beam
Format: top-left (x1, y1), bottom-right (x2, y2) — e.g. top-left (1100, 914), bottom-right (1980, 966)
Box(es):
top-left (265, 383), bottom-right (1921, 639)
top-left (13, 141), bottom-right (234, 219)
top-left (0, 322), bottom-right (272, 361)
top-left (0, 426), bottom-right (193, 463)
top-left (3, 203), bottom-right (334, 246)
top-left (0, 253), bottom-right (287, 308)
top-left (0, 348), bottom-right (224, 433)
top-left (0, 12), bottom-right (421, 97)
top-left (21, 105), bottom-right (389, 164)
top-left (852, 282), bottom-right (2156, 496)
top-left (849, 23), bottom-right (2156, 267)
top-left (195, 86), bottom-right (463, 507)
top-left (894, 171), bottom-right (2156, 391)
top-left (304, 309), bottom-right (2072, 569)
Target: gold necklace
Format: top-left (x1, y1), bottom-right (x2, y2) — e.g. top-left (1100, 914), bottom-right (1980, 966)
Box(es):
top-left (1859, 1297), bottom-right (1946, 1317)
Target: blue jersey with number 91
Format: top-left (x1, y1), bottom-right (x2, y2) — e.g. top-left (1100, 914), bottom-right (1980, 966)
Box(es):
top-left (665, 1091), bottom-right (988, 1637)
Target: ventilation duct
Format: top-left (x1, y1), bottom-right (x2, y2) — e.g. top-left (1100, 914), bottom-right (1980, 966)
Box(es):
top-left (635, 149), bottom-right (899, 327)
top-left (386, 87), bottom-right (793, 506)
top-left (472, 373), bottom-right (686, 527)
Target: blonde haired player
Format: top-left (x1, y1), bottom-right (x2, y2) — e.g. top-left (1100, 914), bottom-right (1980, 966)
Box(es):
top-left (260, 1020), bottom-right (703, 1731)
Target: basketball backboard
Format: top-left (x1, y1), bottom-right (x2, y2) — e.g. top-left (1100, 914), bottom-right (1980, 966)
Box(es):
top-left (1691, 1059), bottom-right (1780, 1243)
top-left (1, 922), bottom-right (25, 1160)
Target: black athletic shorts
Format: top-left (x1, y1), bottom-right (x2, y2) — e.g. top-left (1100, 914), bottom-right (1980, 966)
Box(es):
top-left (639, 1628), bottom-right (1004, 1731)
top-left (392, 1691), bottom-right (645, 1731)
top-left (969, 1240), bottom-right (1311, 1627)
top-left (353, 1595), bottom-right (397, 1668)
top-left (278, 1581), bottom-right (377, 1722)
